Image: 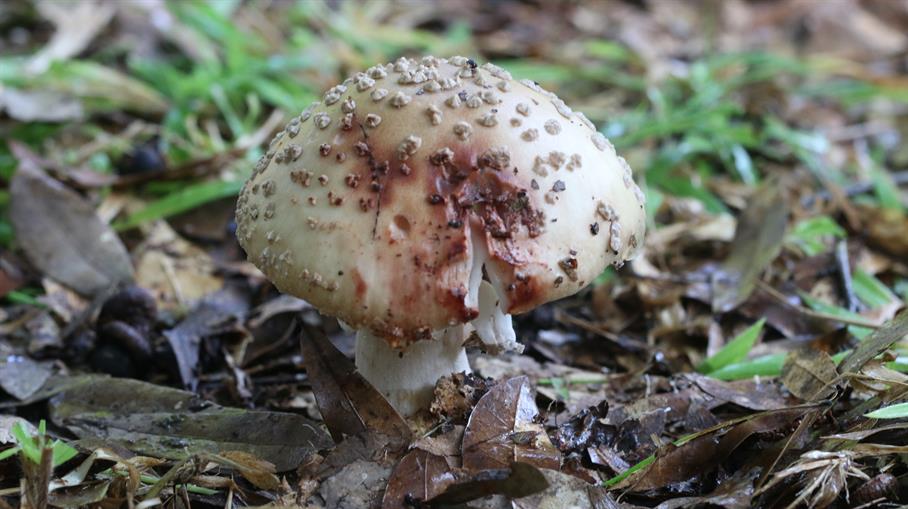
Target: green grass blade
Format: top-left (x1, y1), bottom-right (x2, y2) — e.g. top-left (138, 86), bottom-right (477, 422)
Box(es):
top-left (865, 402), bottom-right (908, 419)
top-left (114, 179), bottom-right (244, 231)
top-left (699, 319), bottom-right (766, 374)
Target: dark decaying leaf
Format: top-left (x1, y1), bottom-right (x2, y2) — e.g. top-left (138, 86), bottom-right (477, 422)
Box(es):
top-left (781, 349), bottom-right (838, 401)
top-left (619, 408), bottom-right (809, 491)
top-left (9, 143), bottom-right (133, 296)
top-left (711, 181), bottom-right (788, 313)
top-left (462, 376), bottom-right (561, 472)
top-left (654, 468), bottom-right (760, 509)
top-left (553, 400), bottom-right (615, 455)
top-left (687, 374), bottom-right (788, 411)
top-left (0, 356), bottom-right (53, 400)
top-left (381, 449), bottom-right (457, 508)
top-left (299, 323), bottom-right (411, 451)
top-left (838, 309), bottom-right (908, 375)
top-left (163, 286), bottom-right (249, 391)
top-left (429, 462), bottom-right (549, 505)
top-left (48, 375), bottom-right (332, 471)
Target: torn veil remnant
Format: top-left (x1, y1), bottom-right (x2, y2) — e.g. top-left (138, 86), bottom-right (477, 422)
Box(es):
top-left (235, 55), bottom-right (647, 416)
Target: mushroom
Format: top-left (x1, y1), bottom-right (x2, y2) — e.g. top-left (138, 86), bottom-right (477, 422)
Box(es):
top-left (235, 56), bottom-right (646, 416)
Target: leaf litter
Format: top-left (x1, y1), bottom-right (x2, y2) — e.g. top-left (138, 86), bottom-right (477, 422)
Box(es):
top-left (1, 1), bottom-right (908, 507)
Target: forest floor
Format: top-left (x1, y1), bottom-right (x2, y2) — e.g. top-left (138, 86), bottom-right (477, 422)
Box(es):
top-left (1, 1), bottom-right (907, 507)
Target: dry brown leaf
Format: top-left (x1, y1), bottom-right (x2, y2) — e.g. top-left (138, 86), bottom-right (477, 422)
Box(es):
top-left (134, 221), bottom-right (222, 310)
top-left (462, 376), bottom-right (561, 473)
top-left (9, 144), bottom-right (134, 296)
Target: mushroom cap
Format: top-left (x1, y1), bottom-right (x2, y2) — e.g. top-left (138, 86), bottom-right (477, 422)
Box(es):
top-left (236, 56), bottom-right (646, 347)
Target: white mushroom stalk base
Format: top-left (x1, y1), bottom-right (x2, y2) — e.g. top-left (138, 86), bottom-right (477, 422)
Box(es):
top-left (354, 281), bottom-right (523, 416)
top-left (355, 326), bottom-right (470, 417)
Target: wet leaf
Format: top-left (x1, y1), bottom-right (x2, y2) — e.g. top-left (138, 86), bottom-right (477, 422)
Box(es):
top-left (430, 462), bottom-right (549, 505)
top-left (711, 182), bottom-right (788, 313)
top-left (381, 449), bottom-right (457, 508)
top-left (48, 375), bottom-right (332, 471)
top-left (838, 310), bottom-right (908, 375)
top-left (617, 408), bottom-right (809, 491)
top-left (699, 319), bottom-right (765, 374)
top-left (462, 376), bottom-right (561, 472)
top-left (654, 468), bottom-right (759, 509)
top-left (0, 356), bottom-right (53, 400)
top-left (9, 145), bottom-right (133, 296)
top-left (299, 324), bottom-right (411, 451)
top-left (864, 401), bottom-right (908, 419)
top-left (163, 286), bottom-right (248, 391)
top-left (781, 349), bottom-right (838, 401)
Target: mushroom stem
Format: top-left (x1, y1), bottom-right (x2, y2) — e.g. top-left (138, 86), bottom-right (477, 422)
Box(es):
top-left (355, 326), bottom-right (469, 416)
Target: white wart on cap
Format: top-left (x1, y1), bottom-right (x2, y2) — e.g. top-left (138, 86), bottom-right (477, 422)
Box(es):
top-left (236, 55), bottom-right (646, 348)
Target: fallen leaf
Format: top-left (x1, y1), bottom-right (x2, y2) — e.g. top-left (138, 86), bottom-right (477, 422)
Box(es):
top-left (48, 375), bottom-right (332, 471)
top-left (9, 144), bottom-right (134, 296)
top-left (134, 221), bottom-right (223, 310)
top-left (27, 0), bottom-right (115, 74)
top-left (838, 310), bottom-right (908, 375)
top-left (430, 462), bottom-right (549, 505)
top-left (654, 468), bottom-right (760, 509)
top-left (781, 349), bottom-right (838, 401)
top-left (0, 87), bottom-right (84, 122)
top-left (163, 286), bottom-right (249, 391)
top-left (381, 449), bottom-right (457, 508)
top-left (0, 356), bottom-right (53, 400)
top-left (462, 376), bottom-right (561, 472)
top-left (619, 408), bottom-right (809, 491)
top-left (711, 182), bottom-right (788, 313)
top-left (687, 375), bottom-right (789, 411)
top-left (860, 204), bottom-right (908, 257)
top-left (217, 451), bottom-right (281, 491)
top-left (299, 323), bottom-right (411, 452)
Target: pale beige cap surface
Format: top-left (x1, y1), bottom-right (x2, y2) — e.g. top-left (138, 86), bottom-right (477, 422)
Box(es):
top-left (236, 56), bottom-right (646, 347)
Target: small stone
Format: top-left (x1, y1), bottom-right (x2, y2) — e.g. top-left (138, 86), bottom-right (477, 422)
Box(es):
top-left (319, 144), bottom-right (332, 156)
top-left (445, 95), bottom-right (462, 108)
top-left (341, 97), bottom-right (356, 113)
top-left (566, 153), bottom-right (582, 171)
top-left (516, 103), bottom-right (530, 116)
top-left (318, 175), bottom-right (329, 186)
top-left (544, 119), bottom-right (561, 135)
top-left (552, 180), bottom-right (566, 192)
top-left (521, 128), bottom-right (538, 141)
top-left (510, 118), bottom-right (522, 127)
top-left (465, 95), bottom-right (482, 108)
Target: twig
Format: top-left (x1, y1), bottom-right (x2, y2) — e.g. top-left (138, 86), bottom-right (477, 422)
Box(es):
top-left (835, 240), bottom-right (859, 313)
